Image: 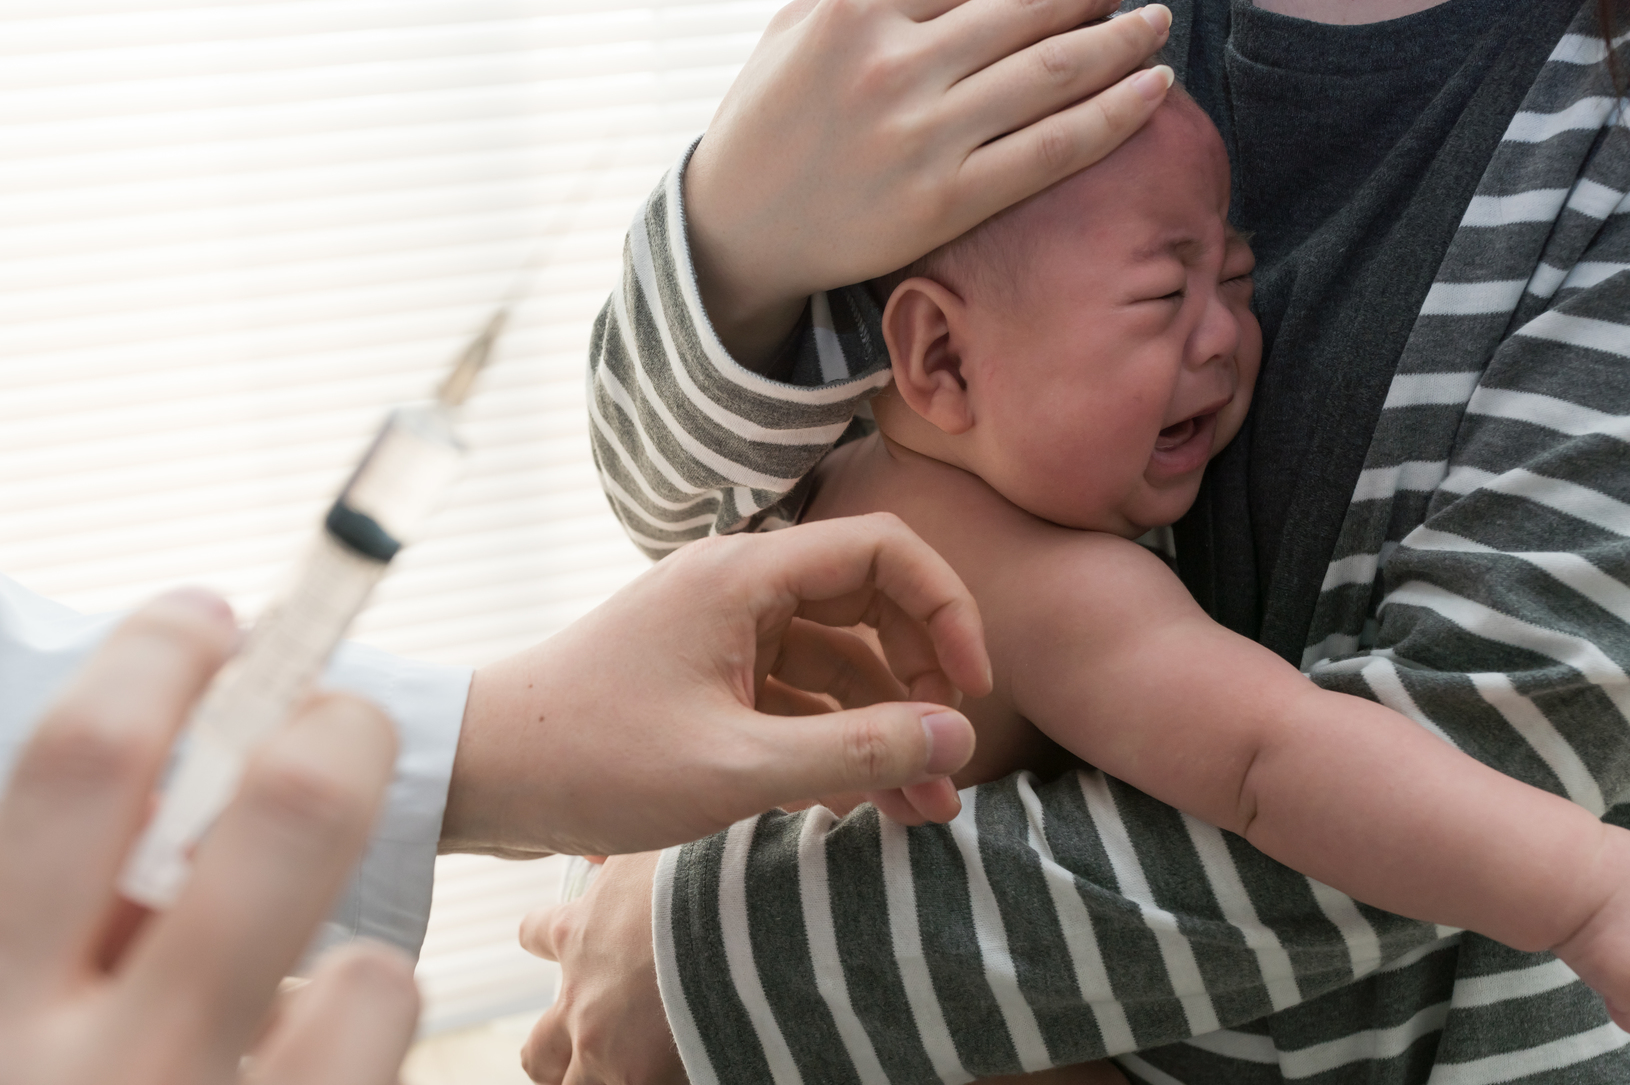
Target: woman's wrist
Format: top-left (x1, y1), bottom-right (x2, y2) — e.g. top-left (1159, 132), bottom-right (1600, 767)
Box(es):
top-left (684, 139), bottom-right (815, 371)
top-left (439, 650), bottom-right (558, 859)
top-left (688, 246), bottom-right (810, 373)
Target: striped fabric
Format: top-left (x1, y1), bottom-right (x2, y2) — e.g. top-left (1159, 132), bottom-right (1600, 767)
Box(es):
top-left (590, 5), bottom-right (1630, 1082)
top-left (585, 140), bottom-right (890, 555)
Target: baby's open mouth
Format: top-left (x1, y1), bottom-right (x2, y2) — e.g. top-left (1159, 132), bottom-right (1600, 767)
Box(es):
top-left (1149, 408), bottom-right (1223, 477)
top-left (1155, 415), bottom-right (1205, 452)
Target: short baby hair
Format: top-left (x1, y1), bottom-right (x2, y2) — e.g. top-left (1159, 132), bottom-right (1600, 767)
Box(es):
top-left (867, 79), bottom-right (1203, 312)
top-left (865, 205), bottom-right (1030, 311)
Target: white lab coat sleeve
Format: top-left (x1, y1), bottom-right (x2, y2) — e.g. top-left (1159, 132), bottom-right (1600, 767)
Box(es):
top-left (309, 638), bottom-right (470, 958)
top-left (0, 573), bottom-right (471, 959)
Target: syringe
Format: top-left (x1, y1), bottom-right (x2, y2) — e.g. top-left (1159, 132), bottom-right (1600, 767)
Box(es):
top-left (119, 308), bottom-right (508, 909)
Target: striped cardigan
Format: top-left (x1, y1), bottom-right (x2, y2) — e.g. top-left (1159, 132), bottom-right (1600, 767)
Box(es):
top-left (587, 6), bottom-right (1630, 1081)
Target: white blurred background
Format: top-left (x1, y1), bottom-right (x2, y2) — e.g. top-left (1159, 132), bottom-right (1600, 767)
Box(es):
top-left (0, 0), bottom-right (777, 1072)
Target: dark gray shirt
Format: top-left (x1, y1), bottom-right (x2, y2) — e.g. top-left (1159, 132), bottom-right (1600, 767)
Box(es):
top-left (1168, 0), bottom-right (1574, 657)
top-left (1226, 0), bottom-right (1497, 270)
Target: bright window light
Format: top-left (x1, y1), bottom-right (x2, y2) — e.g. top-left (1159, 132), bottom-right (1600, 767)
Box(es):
top-left (0, 0), bottom-right (776, 1034)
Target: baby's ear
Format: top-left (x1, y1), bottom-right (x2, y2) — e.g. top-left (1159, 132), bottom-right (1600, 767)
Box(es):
top-left (881, 278), bottom-right (974, 436)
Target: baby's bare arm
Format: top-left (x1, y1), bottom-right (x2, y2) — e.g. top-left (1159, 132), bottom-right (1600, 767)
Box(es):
top-left (996, 531), bottom-right (1627, 973)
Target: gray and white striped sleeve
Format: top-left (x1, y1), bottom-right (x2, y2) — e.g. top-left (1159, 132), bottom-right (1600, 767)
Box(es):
top-left (1310, 288), bottom-right (1630, 819)
top-left (1303, 36), bottom-right (1630, 827)
top-left (1257, 37), bottom-right (1630, 1083)
top-left (587, 142), bottom-right (893, 559)
top-left (650, 771), bottom-right (1452, 1085)
top-left (1288, 242), bottom-right (1630, 1084)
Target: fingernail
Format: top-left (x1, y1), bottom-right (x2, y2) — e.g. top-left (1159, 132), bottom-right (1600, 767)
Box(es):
top-left (157, 586), bottom-right (234, 624)
top-left (921, 710), bottom-right (970, 776)
top-left (1133, 64), bottom-right (1175, 101)
top-left (1139, 4), bottom-right (1172, 34)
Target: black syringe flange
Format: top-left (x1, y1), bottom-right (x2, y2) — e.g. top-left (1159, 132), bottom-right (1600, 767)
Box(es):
top-left (324, 500), bottom-right (401, 562)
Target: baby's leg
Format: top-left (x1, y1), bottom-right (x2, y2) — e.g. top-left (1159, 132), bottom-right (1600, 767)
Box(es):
top-left (980, 1060), bottom-right (1130, 1085)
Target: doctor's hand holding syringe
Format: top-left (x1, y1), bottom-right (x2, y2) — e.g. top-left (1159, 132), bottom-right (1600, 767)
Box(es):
top-left (0, 311), bottom-right (988, 1084)
top-left (0, 517), bottom-right (986, 1085)
top-left (117, 306), bottom-right (983, 911)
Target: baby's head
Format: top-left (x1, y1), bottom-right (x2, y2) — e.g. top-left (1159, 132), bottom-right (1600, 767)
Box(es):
top-left (870, 91), bottom-right (1261, 538)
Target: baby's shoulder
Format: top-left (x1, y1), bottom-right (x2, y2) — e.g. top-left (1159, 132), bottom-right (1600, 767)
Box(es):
top-left (995, 517), bottom-right (1179, 604)
top-left (804, 436), bottom-right (1180, 610)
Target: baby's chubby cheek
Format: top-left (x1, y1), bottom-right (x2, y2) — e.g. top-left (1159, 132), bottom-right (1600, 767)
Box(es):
top-left (1126, 469), bottom-right (1207, 533)
top-left (988, 417), bottom-right (1157, 534)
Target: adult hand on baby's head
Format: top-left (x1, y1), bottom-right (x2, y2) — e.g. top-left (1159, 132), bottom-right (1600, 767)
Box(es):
top-left (442, 513), bottom-right (991, 859)
top-left (0, 590), bottom-right (420, 1085)
top-left (686, 0), bottom-right (1175, 367)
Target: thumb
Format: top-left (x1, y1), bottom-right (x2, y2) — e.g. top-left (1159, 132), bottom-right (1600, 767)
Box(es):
top-left (519, 902), bottom-right (571, 962)
top-left (741, 702), bottom-right (974, 810)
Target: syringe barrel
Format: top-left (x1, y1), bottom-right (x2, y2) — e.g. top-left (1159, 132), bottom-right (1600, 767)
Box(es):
top-left (119, 404), bottom-right (464, 908)
top-left (330, 404), bottom-right (465, 557)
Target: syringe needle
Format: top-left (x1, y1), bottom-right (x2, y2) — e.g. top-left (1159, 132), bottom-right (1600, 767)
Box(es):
top-left (437, 307), bottom-right (507, 409)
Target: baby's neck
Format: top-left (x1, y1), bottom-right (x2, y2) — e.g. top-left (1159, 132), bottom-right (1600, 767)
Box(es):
top-left (867, 389), bottom-right (1158, 542)
top-left (804, 425), bottom-right (996, 537)
top-left (869, 389), bottom-right (972, 474)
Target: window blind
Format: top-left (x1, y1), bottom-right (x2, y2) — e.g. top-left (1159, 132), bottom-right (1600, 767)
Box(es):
top-left (0, 0), bottom-right (775, 1034)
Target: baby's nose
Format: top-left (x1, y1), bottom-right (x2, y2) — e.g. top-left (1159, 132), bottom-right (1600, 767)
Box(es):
top-left (1189, 290), bottom-right (1242, 368)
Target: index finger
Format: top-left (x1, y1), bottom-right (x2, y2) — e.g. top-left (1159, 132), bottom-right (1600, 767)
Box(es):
top-left (0, 589), bottom-right (235, 999)
top-left (934, 0), bottom-right (1164, 90)
top-left (909, 0), bottom-right (1118, 35)
top-left (112, 693), bottom-right (396, 1068)
top-left (737, 514), bottom-right (992, 699)
top-left (957, 62), bottom-right (1172, 218)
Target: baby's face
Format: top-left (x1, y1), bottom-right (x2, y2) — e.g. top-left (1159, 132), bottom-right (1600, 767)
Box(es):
top-left (957, 100), bottom-right (1260, 537)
